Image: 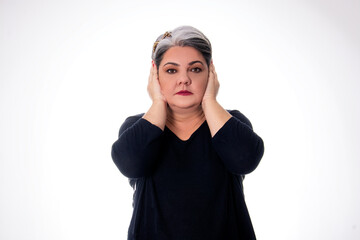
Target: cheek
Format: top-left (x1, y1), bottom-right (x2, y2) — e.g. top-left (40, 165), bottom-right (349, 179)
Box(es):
top-left (158, 76), bottom-right (174, 94)
top-left (158, 73), bottom-right (167, 88)
top-left (196, 74), bottom-right (209, 91)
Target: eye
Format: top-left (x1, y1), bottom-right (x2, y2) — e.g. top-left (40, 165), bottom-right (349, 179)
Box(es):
top-left (190, 67), bottom-right (202, 73)
top-left (166, 69), bottom-right (177, 74)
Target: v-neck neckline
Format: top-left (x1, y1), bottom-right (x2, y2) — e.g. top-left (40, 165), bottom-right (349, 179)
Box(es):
top-left (165, 120), bottom-right (207, 143)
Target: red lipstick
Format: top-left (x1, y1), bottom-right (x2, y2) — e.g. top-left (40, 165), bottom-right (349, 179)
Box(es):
top-left (176, 90), bottom-right (193, 96)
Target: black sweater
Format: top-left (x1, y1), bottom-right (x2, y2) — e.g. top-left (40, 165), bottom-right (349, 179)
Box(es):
top-left (111, 110), bottom-right (264, 240)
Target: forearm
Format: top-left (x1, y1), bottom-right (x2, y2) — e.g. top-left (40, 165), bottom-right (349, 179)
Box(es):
top-left (202, 99), bottom-right (231, 137)
top-left (142, 100), bottom-right (167, 131)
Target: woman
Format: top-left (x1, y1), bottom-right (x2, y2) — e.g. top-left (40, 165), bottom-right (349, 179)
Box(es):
top-left (111, 26), bottom-right (264, 240)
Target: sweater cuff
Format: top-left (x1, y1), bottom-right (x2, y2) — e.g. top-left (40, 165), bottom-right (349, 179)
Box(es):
top-left (212, 116), bottom-right (236, 141)
top-left (140, 118), bottom-right (164, 134)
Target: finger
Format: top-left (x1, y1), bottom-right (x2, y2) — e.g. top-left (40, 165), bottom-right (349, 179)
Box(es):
top-left (152, 64), bottom-right (158, 79)
top-left (148, 70), bottom-right (152, 84)
top-left (154, 64), bottom-right (158, 78)
top-left (209, 62), bottom-right (213, 73)
top-left (149, 64), bottom-right (157, 84)
top-left (149, 63), bottom-right (155, 82)
top-left (210, 61), bottom-right (215, 70)
top-left (210, 63), bottom-right (217, 80)
top-left (209, 65), bottom-right (216, 83)
top-left (211, 63), bottom-right (216, 75)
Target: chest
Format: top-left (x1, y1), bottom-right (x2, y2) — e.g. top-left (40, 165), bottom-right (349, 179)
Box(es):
top-left (152, 128), bottom-right (228, 198)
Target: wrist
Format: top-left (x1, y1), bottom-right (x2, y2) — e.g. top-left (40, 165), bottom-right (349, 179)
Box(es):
top-left (143, 100), bottom-right (167, 131)
top-left (152, 98), bottom-right (167, 106)
top-left (202, 98), bottom-right (217, 109)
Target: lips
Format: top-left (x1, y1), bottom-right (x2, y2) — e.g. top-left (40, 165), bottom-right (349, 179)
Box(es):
top-left (176, 90), bottom-right (193, 96)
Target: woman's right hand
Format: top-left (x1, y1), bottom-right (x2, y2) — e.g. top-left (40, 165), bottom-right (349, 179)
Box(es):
top-left (147, 63), bottom-right (166, 103)
top-left (142, 62), bottom-right (167, 130)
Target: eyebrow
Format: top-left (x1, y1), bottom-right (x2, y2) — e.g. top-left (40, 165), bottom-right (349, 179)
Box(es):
top-left (163, 60), bottom-right (204, 67)
top-left (163, 62), bottom-right (180, 67)
top-left (188, 60), bottom-right (204, 66)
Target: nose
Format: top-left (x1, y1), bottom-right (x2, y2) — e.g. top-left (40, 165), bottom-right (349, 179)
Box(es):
top-left (178, 71), bottom-right (192, 86)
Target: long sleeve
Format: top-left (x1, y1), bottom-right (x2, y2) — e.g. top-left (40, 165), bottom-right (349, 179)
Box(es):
top-left (212, 110), bottom-right (264, 175)
top-left (111, 114), bottom-right (163, 178)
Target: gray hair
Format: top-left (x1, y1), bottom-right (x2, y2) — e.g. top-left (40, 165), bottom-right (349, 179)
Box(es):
top-left (151, 26), bottom-right (212, 68)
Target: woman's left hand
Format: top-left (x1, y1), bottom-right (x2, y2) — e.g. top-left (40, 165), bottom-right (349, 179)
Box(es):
top-left (201, 62), bottom-right (231, 137)
top-left (202, 62), bottom-right (219, 104)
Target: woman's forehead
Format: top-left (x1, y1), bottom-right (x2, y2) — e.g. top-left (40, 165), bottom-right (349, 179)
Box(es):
top-left (161, 46), bottom-right (206, 65)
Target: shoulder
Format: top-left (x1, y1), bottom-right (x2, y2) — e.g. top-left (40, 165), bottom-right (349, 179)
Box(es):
top-left (227, 109), bottom-right (253, 129)
top-left (124, 113), bottom-right (145, 124)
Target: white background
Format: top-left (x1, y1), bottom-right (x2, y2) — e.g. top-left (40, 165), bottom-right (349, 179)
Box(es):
top-left (1, 0), bottom-right (359, 239)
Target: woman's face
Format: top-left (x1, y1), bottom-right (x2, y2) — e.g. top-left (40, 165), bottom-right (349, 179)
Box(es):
top-left (158, 46), bottom-right (209, 112)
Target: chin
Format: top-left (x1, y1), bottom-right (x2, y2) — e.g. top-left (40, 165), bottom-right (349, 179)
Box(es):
top-left (168, 102), bottom-right (202, 111)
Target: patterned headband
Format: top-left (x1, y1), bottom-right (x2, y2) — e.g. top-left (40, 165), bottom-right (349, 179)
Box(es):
top-left (152, 31), bottom-right (172, 53)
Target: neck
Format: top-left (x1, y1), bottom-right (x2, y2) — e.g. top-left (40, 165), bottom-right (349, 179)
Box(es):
top-left (167, 105), bottom-right (204, 123)
top-left (166, 106), bottom-right (205, 135)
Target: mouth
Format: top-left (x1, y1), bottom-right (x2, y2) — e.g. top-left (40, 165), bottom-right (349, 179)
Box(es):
top-left (176, 90), bottom-right (193, 96)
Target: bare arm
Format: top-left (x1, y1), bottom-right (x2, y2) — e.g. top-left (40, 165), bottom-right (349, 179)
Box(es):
top-left (142, 63), bottom-right (167, 130)
top-left (202, 63), bottom-right (231, 137)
